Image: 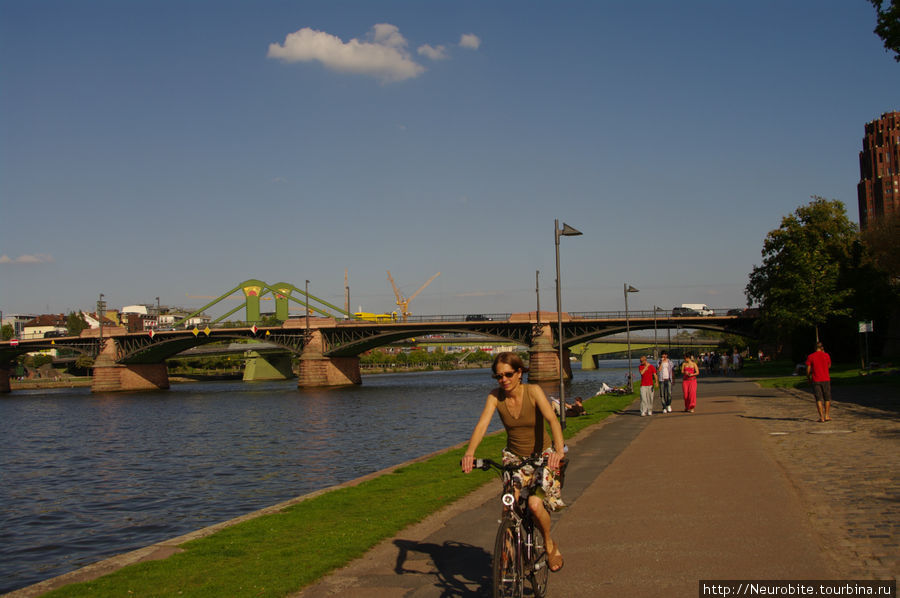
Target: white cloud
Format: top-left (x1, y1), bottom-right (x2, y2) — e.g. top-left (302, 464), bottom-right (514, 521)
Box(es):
top-left (418, 44), bottom-right (448, 60)
top-left (459, 33), bottom-right (481, 50)
top-left (267, 23), bottom-right (426, 83)
top-left (0, 253), bottom-right (54, 264)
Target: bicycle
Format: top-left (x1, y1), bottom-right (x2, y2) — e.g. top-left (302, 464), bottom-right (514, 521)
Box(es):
top-left (470, 455), bottom-right (562, 598)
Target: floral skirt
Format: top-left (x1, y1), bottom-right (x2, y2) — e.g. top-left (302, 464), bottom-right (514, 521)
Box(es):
top-left (501, 447), bottom-right (566, 512)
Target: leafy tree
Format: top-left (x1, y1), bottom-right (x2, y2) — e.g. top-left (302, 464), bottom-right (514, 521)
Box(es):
top-left (746, 197), bottom-right (858, 346)
top-left (66, 311), bottom-right (89, 336)
top-left (858, 211), bottom-right (900, 359)
top-left (860, 210), bottom-right (900, 285)
top-left (75, 354), bottom-right (95, 370)
top-left (869, 0), bottom-right (900, 62)
top-left (1, 323), bottom-right (13, 341)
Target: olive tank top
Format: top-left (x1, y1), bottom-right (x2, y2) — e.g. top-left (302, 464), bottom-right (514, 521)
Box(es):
top-left (496, 384), bottom-right (550, 457)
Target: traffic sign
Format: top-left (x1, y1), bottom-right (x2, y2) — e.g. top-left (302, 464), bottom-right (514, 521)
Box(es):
top-left (10, 339), bottom-right (19, 347)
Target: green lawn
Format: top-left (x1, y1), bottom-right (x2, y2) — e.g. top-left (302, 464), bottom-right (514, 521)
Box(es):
top-left (43, 391), bottom-right (635, 597)
top-left (740, 359), bottom-right (899, 390)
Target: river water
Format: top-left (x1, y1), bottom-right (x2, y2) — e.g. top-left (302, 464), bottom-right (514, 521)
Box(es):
top-left (0, 361), bottom-right (630, 593)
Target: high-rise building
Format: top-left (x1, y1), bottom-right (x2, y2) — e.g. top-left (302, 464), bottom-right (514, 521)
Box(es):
top-left (857, 111), bottom-right (900, 230)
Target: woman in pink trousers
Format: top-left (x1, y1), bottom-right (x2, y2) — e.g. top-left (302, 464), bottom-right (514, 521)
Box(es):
top-left (681, 354), bottom-right (699, 412)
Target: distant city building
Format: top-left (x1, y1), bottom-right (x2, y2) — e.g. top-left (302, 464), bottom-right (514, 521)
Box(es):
top-left (121, 304), bottom-right (160, 331)
top-left (857, 110), bottom-right (900, 229)
top-left (22, 314), bottom-right (67, 339)
top-left (2, 314), bottom-right (36, 338)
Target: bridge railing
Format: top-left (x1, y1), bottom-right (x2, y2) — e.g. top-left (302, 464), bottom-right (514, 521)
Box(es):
top-left (394, 313), bottom-right (514, 324)
top-left (571, 309), bottom-right (743, 320)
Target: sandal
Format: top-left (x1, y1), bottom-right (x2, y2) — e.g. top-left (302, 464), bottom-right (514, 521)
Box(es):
top-left (547, 540), bottom-right (564, 573)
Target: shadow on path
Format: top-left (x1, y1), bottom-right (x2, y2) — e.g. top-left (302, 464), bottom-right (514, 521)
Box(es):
top-left (393, 539), bottom-right (491, 597)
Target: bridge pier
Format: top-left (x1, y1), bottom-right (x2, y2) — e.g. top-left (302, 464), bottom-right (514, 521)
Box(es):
top-left (91, 340), bottom-right (170, 393)
top-left (243, 351), bottom-right (294, 381)
top-left (527, 323), bottom-right (573, 383)
top-left (297, 330), bottom-right (361, 388)
top-left (0, 363), bottom-right (10, 393)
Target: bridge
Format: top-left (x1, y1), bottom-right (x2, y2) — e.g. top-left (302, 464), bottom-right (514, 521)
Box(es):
top-left (0, 309), bottom-right (756, 393)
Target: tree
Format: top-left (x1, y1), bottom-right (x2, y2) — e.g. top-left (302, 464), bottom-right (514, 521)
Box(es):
top-left (869, 0), bottom-right (900, 62)
top-left (860, 210), bottom-right (900, 285)
top-left (66, 311), bottom-right (89, 336)
top-left (1, 323), bottom-right (13, 340)
top-left (746, 197), bottom-right (858, 346)
top-left (859, 211), bottom-right (900, 359)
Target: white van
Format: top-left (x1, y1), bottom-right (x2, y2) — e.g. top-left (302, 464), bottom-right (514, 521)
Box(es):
top-left (681, 304), bottom-right (714, 316)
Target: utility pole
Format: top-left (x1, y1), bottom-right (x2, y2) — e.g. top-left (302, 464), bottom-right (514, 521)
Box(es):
top-left (98, 294), bottom-right (106, 348)
top-left (345, 269), bottom-right (350, 319)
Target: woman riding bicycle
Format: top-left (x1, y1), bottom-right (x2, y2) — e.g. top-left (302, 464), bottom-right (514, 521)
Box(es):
top-left (460, 352), bottom-right (566, 573)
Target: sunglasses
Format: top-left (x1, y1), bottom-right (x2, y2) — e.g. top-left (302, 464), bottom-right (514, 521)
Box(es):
top-left (492, 371), bottom-right (518, 380)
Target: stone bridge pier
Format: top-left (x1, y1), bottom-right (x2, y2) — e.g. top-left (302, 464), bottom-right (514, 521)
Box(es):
top-left (297, 329), bottom-right (361, 388)
top-left (0, 363), bottom-right (11, 393)
top-left (92, 339), bottom-right (170, 393)
top-left (526, 323), bottom-right (573, 383)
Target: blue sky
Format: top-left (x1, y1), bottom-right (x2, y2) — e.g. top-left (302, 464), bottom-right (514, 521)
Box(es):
top-left (1, 1), bottom-right (897, 320)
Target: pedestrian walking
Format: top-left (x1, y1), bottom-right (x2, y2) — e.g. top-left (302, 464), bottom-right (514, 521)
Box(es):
top-left (656, 351), bottom-right (674, 413)
top-left (805, 342), bottom-right (833, 422)
top-left (681, 353), bottom-right (699, 412)
top-left (638, 355), bottom-right (658, 416)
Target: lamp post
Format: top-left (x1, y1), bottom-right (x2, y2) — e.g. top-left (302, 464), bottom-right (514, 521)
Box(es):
top-left (653, 305), bottom-right (658, 360)
top-left (624, 284), bottom-right (639, 391)
top-left (97, 293), bottom-right (106, 348)
top-left (156, 296), bottom-right (160, 330)
top-left (305, 280), bottom-right (310, 335)
top-left (654, 305), bottom-right (665, 360)
top-left (555, 219), bottom-right (582, 430)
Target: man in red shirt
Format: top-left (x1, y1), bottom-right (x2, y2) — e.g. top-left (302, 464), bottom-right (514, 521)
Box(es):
top-left (638, 355), bottom-right (658, 416)
top-left (805, 342), bottom-right (832, 422)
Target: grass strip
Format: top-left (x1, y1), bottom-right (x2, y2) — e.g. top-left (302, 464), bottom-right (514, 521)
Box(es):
top-left (42, 391), bottom-right (635, 598)
top-left (740, 360), bottom-right (899, 390)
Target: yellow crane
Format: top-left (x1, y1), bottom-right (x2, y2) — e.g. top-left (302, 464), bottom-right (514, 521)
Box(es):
top-left (387, 270), bottom-right (440, 322)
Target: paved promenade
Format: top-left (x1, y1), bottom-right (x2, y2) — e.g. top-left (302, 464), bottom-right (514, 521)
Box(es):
top-left (293, 377), bottom-right (898, 597)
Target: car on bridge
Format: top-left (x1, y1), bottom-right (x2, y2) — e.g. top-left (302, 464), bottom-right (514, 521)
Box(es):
top-left (671, 306), bottom-right (700, 317)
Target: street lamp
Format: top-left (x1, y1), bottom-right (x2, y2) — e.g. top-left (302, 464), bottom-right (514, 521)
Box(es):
top-left (305, 280), bottom-right (310, 335)
top-left (97, 293), bottom-right (106, 347)
top-left (653, 305), bottom-right (664, 360)
top-left (653, 305), bottom-right (672, 359)
top-left (624, 284), bottom-right (639, 391)
top-left (555, 219), bottom-right (582, 430)
top-left (156, 296), bottom-right (160, 329)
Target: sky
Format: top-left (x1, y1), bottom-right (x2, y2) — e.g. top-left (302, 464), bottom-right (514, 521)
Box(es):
top-left (1, 1), bottom-right (898, 321)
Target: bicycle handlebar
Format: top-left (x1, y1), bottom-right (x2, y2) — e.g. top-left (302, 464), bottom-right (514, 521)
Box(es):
top-left (462, 455), bottom-right (546, 472)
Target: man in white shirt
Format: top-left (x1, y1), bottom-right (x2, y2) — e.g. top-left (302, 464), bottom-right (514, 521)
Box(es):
top-left (657, 351), bottom-right (674, 413)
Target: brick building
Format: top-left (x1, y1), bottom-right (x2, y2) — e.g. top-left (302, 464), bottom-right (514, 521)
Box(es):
top-left (857, 110), bottom-right (900, 230)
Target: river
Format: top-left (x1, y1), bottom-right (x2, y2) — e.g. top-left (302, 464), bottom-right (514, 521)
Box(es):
top-left (0, 361), bottom-right (631, 593)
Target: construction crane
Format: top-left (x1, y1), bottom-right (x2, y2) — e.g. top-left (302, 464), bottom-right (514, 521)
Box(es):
top-left (387, 270), bottom-right (440, 322)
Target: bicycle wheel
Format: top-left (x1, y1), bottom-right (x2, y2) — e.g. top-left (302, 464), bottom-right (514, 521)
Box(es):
top-left (493, 517), bottom-right (524, 598)
top-left (528, 523), bottom-right (549, 598)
